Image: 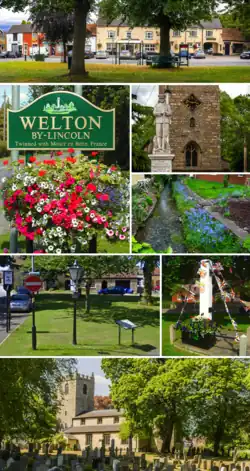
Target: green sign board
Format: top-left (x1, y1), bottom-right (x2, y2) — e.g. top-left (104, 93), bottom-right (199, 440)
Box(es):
top-left (8, 91), bottom-right (116, 151)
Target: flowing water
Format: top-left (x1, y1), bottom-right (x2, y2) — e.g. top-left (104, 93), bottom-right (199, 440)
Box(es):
top-left (136, 185), bottom-right (186, 253)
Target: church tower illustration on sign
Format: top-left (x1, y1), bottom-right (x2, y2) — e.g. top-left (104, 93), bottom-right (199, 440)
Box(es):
top-left (44, 97), bottom-right (77, 115)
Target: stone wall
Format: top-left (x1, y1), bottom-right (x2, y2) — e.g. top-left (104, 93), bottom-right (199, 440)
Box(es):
top-left (159, 85), bottom-right (222, 172)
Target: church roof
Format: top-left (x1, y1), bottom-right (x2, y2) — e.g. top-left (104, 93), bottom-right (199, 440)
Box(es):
top-left (65, 424), bottom-right (121, 434)
top-left (75, 409), bottom-right (123, 419)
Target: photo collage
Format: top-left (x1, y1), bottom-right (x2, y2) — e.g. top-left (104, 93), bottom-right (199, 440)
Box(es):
top-left (0, 0), bottom-right (250, 469)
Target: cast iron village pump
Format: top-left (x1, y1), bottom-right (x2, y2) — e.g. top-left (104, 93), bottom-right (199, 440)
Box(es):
top-left (69, 260), bottom-right (84, 345)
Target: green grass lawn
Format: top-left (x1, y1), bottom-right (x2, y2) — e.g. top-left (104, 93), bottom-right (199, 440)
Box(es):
top-left (162, 307), bottom-right (250, 356)
top-left (186, 178), bottom-right (250, 199)
top-left (0, 62), bottom-right (250, 82)
top-left (0, 233), bottom-right (129, 254)
top-left (0, 292), bottom-right (160, 356)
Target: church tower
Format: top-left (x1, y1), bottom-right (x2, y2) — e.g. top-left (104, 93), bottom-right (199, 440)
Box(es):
top-left (57, 372), bottom-right (95, 430)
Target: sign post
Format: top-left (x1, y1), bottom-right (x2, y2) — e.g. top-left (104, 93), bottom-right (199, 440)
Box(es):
top-left (8, 91), bottom-right (116, 151)
top-left (3, 270), bottom-right (14, 332)
top-left (24, 274), bottom-right (43, 350)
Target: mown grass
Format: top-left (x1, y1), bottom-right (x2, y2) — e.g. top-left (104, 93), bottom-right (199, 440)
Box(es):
top-left (0, 62), bottom-right (250, 82)
top-left (0, 292), bottom-right (160, 356)
top-left (186, 178), bottom-right (250, 199)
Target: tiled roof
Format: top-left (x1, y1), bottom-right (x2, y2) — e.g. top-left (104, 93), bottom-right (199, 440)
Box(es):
top-left (75, 409), bottom-right (123, 419)
top-left (7, 24), bottom-right (33, 34)
top-left (222, 28), bottom-right (246, 42)
top-left (65, 425), bottom-right (121, 434)
top-left (97, 17), bottom-right (222, 29)
top-left (97, 17), bottom-right (129, 27)
top-left (87, 24), bottom-right (97, 36)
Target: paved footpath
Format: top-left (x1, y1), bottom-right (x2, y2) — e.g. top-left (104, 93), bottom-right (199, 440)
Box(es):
top-left (0, 309), bottom-right (30, 345)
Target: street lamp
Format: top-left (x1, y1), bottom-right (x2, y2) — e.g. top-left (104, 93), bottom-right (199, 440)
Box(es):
top-left (69, 260), bottom-right (83, 345)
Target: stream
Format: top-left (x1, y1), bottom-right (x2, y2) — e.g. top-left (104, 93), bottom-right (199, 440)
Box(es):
top-left (136, 185), bottom-right (186, 253)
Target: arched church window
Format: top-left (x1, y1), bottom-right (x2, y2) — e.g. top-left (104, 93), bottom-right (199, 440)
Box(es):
top-left (185, 142), bottom-right (198, 167)
top-left (83, 384), bottom-right (88, 395)
top-left (190, 117), bottom-right (195, 128)
top-left (65, 383), bottom-right (69, 394)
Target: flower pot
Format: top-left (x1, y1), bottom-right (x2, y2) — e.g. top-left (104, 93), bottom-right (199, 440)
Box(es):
top-left (181, 330), bottom-right (216, 350)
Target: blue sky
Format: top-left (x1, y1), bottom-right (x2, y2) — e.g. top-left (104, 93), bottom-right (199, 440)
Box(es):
top-left (0, 85), bottom-right (29, 107)
top-left (77, 358), bottom-right (111, 396)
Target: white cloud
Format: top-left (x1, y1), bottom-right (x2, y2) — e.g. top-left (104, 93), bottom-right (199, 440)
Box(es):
top-left (95, 375), bottom-right (111, 386)
top-left (0, 8), bottom-right (29, 24)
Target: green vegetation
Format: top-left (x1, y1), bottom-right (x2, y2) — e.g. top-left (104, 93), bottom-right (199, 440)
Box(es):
top-left (102, 358), bottom-right (250, 454)
top-left (0, 292), bottom-right (159, 356)
top-left (0, 63), bottom-right (249, 83)
top-left (186, 178), bottom-right (250, 199)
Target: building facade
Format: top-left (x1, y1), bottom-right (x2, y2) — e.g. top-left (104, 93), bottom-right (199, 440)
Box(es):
top-left (96, 18), bottom-right (250, 55)
top-left (158, 85), bottom-right (225, 172)
top-left (58, 373), bottom-right (95, 431)
top-left (65, 409), bottom-right (138, 451)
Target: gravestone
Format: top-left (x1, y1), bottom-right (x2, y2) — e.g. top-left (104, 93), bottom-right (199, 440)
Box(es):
top-left (113, 459), bottom-right (121, 471)
top-left (0, 459), bottom-right (5, 471)
top-left (167, 464), bottom-right (174, 471)
top-left (140, 454), bottom-right (147, 470)
top-left (57, 455), bottom-right (64, 467)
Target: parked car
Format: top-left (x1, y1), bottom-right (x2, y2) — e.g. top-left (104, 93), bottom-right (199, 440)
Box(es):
top-left (135, 51), bottom-right (148, 60)
top-left (96, 50), bottom-right (109, 59)
top-left (240, 51), bottom-right (250, 59)
top-left (206, 48), bottom-right (214, 55)
top-left (120, 50), bottom-right (132, 59)
top-left (193, 50), bottom-right (206, 59)
top-left (84, 51), bottom-right (94, 59)
top-left (10, 294), bottom-right (33, 313)
top-left (17, 286), bottom-right (32, 297)
top-left (98, 286), bottom-right (134, 295)
top-left (0, 51), bottom-right (18, 59)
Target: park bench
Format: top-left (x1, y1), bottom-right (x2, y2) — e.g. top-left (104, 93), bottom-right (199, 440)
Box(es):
top-left (147, 54), bottom-right (180, 68)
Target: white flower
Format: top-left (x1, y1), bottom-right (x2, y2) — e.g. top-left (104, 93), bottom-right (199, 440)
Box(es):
top-left (16, 174), bottom-right (22, 180)
top-left (91, 200), bottom-right (96, 206)
top-left (90, 213), bottom-right (95, 219)
top-left (12, 185), bottom-right (17, 191)
top-left (36, 207), bottom-right (42, 213)
top-left (40, 199), bottom-right (45, 205)
top-left (56, 248), bottom-right (62, 254)
top-left (70, 245), bottom-right (76, 253)
top-left (60, 192), bottom-right (65, 198)
top-left (48, 245), bottom-right (54, 252)
top-left (1, 177), bottom-right (6, 183)
top-left (84, 207), bottom-right (90, 213)
top-left (106, 230), bottom-right (114, 237)
top-left (56, 227), bottom-right (62, 233)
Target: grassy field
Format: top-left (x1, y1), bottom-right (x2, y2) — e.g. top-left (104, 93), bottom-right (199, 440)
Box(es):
top-left (0, 62), bottom-right (250, 82)
top-left (0, 233), bottom-right (129, 254)
top-left (186, 178), bottom-right (250, 199)
top-left (0, 292), bottom-right (160, 356)
top-left (162, 307), bottom-right (250, 356)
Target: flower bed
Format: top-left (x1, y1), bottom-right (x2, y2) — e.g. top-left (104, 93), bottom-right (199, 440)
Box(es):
top-left (2, 152), bottom-right (129, 253)
top-left (175, 317), bottom-right (218, 350)
top-left (172, 181), bottom-right (244, 253)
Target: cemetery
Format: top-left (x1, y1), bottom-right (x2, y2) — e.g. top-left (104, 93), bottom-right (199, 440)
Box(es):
top-left (132, 175), bottom-right (250, 254)
top-left (0, 85), bottom-right (130, 254)
top-left (162, 256), bottom-right (250, 356)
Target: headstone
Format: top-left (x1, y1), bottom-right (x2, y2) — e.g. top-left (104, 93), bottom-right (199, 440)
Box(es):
top-left (113, 459), bottom-right (120, 471)
top-left (57, 455), bottom-right (64, 467)
top-left (167, 464), bottom-right (174, 471)
top-left (181, 464), bottom-right (189, 471)
top-left (140, 454), bottom-right (147, 470)
top-left (0, 459), bottom-right (5, 471)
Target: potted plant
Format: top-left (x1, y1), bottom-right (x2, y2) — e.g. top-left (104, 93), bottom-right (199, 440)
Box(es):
top-left (175, 317), bottom-right (218, 349)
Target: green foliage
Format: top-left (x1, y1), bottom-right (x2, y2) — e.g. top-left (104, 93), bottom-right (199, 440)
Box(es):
top-left (132, 236), bottom-right (156, 254)
top-left (220, 91), bottom-right (250, 171)
top-left (243, 236), bottom-right (250, 251)
top-left (0, 359), bottom-right (76, 441)
top-left (132, 103), bottom-right (154, 172)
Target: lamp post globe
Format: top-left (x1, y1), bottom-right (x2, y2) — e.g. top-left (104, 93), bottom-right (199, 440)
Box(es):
top-left (69, 260), bottom-right (83, 346)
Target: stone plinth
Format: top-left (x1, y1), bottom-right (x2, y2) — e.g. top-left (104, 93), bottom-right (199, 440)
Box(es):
top-left (149, 153), bottom-right (175, 173)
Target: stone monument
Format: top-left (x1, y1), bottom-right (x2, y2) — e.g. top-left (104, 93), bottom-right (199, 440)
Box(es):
top-left (149, 89), bottom-right (175, 173)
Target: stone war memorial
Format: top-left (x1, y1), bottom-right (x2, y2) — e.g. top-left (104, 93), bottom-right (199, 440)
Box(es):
top-left (134, 85), bottom-right (229, 173)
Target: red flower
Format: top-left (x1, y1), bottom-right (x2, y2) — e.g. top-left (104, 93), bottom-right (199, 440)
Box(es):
top-left (56, 151), bottom-right (63, 156)
top-left (96, 193), bottom-right (109, 201)
top-left (66, 157), bottom-right (76, 163)
top-left (18, 159), bottom-right (25, 164)
top-left (86, 183), bottom-right (97, 192)
top-left (110, 165), bottom-right (117, 171)
top-left (91, 151), bottom-right (99, 157)
top-left (29, 156), bottom-right (36, 163)
top-left (39, 170), bottom-right (47, 177)
top-left (3, 160), bottom-right (8, 166)
top-left (68, 148), bottom-right (75, 154)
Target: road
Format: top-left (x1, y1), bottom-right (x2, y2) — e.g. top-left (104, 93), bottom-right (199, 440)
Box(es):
top-left (0, 55), bottom-right (250, 66)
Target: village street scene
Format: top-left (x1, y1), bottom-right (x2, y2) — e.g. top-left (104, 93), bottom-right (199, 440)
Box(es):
top-left (0, 84), bottom-right (130, 254)
top-left (0, 255), bottom-right (160, 356)
top-left (0, 1), bottom-right (249, 82)
top-left (1, 358), bottom-right (250, 471)
top-left (162, 256), bottom-right (250, 356)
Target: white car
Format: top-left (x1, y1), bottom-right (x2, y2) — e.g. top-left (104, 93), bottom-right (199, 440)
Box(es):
top-left (96, 50), bottom-right (109, 59)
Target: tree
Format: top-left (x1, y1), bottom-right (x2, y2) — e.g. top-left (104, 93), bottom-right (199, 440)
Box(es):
top-left (0, 359), bottom-right (76, 443)
top-left (99, 0), bottom-right (218, 58)
top-left (94, 396), bottom-right (113, 409)
top-left (225, 0), bottom-right (250, 38)
top-left (30, 2), bottom-right (74, 63)
top-left (0, 0), bottom-right (95, 75)
top-left (132, 103), bottom-right (154, 172)
top-left (24, 256), bottom-right (138, 313)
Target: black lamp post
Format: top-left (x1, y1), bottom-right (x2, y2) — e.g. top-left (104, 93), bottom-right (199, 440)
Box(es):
top-left (69, 260), bottom-right (83, 345)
